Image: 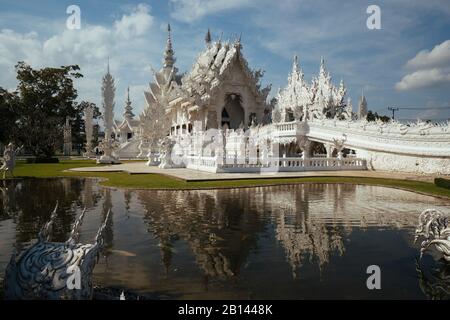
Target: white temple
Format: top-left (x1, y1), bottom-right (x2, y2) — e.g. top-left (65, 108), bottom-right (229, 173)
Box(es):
top-left (97, 25), bottom-right (450, 175)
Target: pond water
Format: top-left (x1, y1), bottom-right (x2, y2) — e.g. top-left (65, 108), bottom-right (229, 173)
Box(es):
top-left (0, 178), bottom-right (450, 299)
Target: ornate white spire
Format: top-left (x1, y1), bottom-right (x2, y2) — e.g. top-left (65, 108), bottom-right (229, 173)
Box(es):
top-left (358, 88), bottom-right (368, 119)
top-left (123, 87), bottom-right (135, 120)
top-left (205, 28), bottom-right (212, 46)
top-left (164, 23), bottom-right (176, 69)
top-left (275, 55), bottom-right (311, 121)
top-left (320, 56), bottom-right (326, 74)
top-left (292, 55), bottom-right (300, 74)
top-left (102, 60), bottom-right (115, 138)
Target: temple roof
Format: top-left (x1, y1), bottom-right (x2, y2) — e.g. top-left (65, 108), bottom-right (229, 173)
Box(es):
top-left (141, 30), bottom-right (271, 120)
top-left (114, 118), bottom-right (140, 133)
top-left (181, 39), bottom-right (270, 107)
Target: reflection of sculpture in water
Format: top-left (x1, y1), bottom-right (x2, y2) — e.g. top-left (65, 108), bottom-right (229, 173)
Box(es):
top-left (0, 142), bottom-right (23, 179)
top-left (0, 180), bottom-right (18, 217)
top-left (416, 258), bottom-right (450, 300)
top-left (4, 203), bottom-right (111, 299)
top-left (101, 188), bottom-right (114, 258)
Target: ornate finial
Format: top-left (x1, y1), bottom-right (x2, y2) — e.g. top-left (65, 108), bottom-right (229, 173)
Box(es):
top-left (320, 56), bottom-right (325, 70)
top-left (205, 28), bottom-right (211, 46)
top-left (123, 86), bottom-right (134, 120)
top-left (235, 32), bottom-right (242, 51)
top-left (339, 78), bottom-right (345, 91)
top-left (293, 55), bottom-right (299, 72)
top-left (164, 23), bottom-right (175, 68)
top-left (107, 56), bottom-right (110, 74)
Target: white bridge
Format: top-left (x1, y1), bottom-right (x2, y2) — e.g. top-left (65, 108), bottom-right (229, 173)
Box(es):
top-left (169, 118), bottom-right (450, 175)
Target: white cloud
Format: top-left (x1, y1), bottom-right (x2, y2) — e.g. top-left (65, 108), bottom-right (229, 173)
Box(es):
top-left (114, 4), bottom-right (154, 39)
top-left (169, 0), bottom-right (255, 23)
top-left (395, 68), bottom-right (450, 90)
top-left (43, 25), bottom-right (113, 64)
top-left (0, 4), bottom-right (161, 116)
top-left (406, 40), bottom-right (450, 69)
top-left (0, 29), bottom-right (42, 74)
top-left (396, 39), bottom-right (450, 91)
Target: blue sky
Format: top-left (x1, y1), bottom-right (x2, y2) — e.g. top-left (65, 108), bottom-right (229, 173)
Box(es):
top-left (0, 0), bottom-right (449, 121)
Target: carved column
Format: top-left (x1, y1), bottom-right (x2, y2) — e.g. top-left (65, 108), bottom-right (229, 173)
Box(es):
top-left (325, 143), bottom-right (334, 158)
top-left (84, 105), bottom-right (94, 158)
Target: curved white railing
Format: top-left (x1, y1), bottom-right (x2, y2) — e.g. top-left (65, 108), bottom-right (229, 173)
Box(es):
top-left (185, 155), bottom-right (366, 173)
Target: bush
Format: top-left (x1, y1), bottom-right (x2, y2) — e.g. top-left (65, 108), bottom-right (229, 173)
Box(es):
top-left (26, 157), bottom-right (60, 164)
top-left (435, 178), bottom-right (450, 189)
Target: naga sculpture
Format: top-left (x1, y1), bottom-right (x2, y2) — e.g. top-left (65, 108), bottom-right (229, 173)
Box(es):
top-left (415, 258), bottom-right (450, 300)
top-left (332, 135), bottom-right (347, 160)
top-left (0, 142), bottom-right (23, 179)
top-left (4, 203), bottom-right (111, 300)
top-left (415, 208), bottom-right (450, 261)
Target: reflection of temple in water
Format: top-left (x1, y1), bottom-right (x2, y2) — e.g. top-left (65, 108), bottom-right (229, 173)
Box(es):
top-left (139, 188), bottom-right (266, 279)
top-left (3, 178), bottom-right (450, 298)
top-left (137, 184), bottom-right (432, 280)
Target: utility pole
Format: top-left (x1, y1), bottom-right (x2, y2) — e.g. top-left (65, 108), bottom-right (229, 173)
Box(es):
top-left (388, 107), bottom-right (399, 120)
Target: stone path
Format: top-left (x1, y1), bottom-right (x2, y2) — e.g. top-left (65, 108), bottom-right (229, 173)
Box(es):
top-left (68, 161), bottom-right (439, 183)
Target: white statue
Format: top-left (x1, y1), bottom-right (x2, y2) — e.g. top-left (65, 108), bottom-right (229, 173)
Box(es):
top-left (4, 204), bottom-right (111, 299)
top-left (332, 136), bottom-right (347, 160)
top-left (0, 142), bottom-right (23, 179)
top-left (97, 137), bottom-right (120, 164)
top-left (415, 209), bottom-right (450, 261)
top-left (158, 137), bottom-right (176, 169)
top-left (84, 105), bottom-right (94, 158)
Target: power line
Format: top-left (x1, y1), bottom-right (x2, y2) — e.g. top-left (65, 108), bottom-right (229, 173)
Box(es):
top-left (376, 106), bottom-right (450, 110)
top-left (397, 106), bottom-right (450, 110)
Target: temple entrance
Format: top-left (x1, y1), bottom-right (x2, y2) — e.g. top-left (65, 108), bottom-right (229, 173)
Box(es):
top-left (221, 93), bottom-right (244, 129)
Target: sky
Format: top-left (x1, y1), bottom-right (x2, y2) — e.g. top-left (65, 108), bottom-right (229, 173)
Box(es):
top-left (0, 0), bottom-right (449, 122)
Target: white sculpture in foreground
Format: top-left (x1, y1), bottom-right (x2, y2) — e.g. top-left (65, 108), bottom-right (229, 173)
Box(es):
top-left (4, 204), bottom-right (111, 299)
top-left (415, 209), bottom-right (450, 261)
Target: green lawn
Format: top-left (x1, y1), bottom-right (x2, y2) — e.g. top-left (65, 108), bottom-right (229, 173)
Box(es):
top-left (4, 159), bottom-right (450, 199)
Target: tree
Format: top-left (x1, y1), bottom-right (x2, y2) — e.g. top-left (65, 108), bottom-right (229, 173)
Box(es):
top-left (367, 110), bottom-right (390, 123)
top-left (13, 62), bottom-right (83, 158)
